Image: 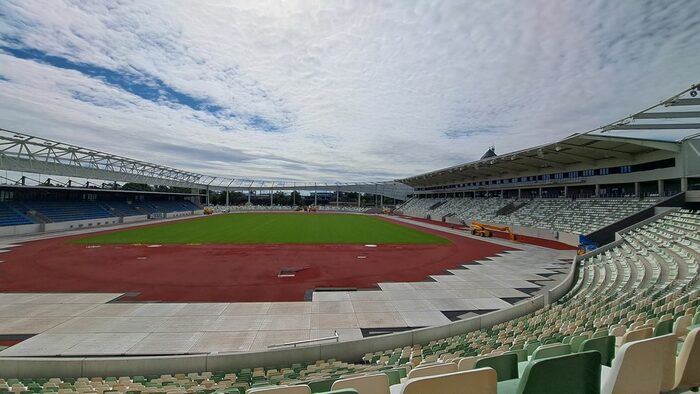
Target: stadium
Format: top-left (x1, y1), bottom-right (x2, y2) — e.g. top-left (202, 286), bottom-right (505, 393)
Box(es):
top-left (1, 2), bottom-right (700, 394)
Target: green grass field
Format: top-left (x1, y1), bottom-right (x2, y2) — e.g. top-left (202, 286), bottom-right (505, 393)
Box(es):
top-left (74, 213), bottom-right (450, 245)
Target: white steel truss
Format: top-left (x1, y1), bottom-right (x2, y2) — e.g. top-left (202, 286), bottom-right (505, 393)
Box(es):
top-left (0, 128), bottom-right (413, 200)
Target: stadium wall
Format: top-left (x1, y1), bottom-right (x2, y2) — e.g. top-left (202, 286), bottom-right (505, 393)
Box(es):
top-left (0, 223), bottom-right (41, 237)
top-left (122, 215), bottom-right (148, 223)
top-left (43, 217), bottom-right (120, 233)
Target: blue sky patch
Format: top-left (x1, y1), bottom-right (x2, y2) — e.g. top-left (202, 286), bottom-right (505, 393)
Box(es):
top-left (0, 43), bottom-right (285, 133)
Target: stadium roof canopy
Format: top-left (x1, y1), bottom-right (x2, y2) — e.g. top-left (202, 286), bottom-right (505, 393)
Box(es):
top-left (400, 83), bottom-right (700, 187)
top-left (0, 128), bottom-right (412, 200)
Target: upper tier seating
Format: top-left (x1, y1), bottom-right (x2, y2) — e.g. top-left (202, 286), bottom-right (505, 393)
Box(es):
top-left (2, 209), bottom-right (699, 393)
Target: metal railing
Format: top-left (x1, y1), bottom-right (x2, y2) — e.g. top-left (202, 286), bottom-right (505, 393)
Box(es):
top-left (268, 331), bottom-right (339, 348)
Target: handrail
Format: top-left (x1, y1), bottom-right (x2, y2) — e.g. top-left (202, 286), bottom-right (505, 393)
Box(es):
top-left (268, 331), bottom-right (339, 348)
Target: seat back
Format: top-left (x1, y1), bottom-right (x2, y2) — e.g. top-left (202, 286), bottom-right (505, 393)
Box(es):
top-left (674, 328), bottom-right (700, 391)
top-left (504, 349), bottom-right (527, 363)
top-left (620, 327), bottom-right (653, 346)
top-left (457, 355), bottom-right (484, 371)
top-left (569, 335), bottom-right (587, 352)
top-left (382, 370), bottom-right (400, 386)
top-left (331, 374), bottom-right (389, 394)
top-left (580, 336), bottom-right (615, 367)
top-left (601, 334), bottom-right (676, 394)
top-left (653, 319), bottom-right (674, 337)
top-left (524, 341), bottom-right (540, 356)
top-left (247, 386), bottom-right (311, 394)
top-left (406, 363), bottom-right (457, 380)
top-left (400, 368), bottom-right (496, 394)
top-left (531, 343), bottom-right (571, 360)
top-left (517, 351), bottom-right (601, 394)
top-left (474, 353), bottom-right (518, 382)
top-left (610, 325), bottom-right (626, 338)
top-left (307, 378), bottom-right (337, 393)
top-left (674, 315), bottom-right (692, 338)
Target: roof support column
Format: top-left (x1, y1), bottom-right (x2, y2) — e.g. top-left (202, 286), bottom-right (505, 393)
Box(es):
top-left (681, 177), bottom-right (688, 192)
top-left (595, 184), bottom-right (600, 198)
top-left (358, 193), bottom-right (361, 208)
top-left (336, 188), bottom-right (340, 208)
top-left (563, 186), bottom-right (568, 198)
top-left (206, 186), bottom-right (210, 206)
top-left (248, 190), bottom-right (251, 204)
top-left (658, 180), bottom-right (664, 196)
top-left (634, 182), bottom-right (640, 198)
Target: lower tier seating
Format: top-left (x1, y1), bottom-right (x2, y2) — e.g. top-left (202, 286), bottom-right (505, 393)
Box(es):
top-left (397, 197), bottom-right (659, 234)
top-left (0, 202), bottom-right (34, 226)
top-left (0, 200), bottom-right (200, 226)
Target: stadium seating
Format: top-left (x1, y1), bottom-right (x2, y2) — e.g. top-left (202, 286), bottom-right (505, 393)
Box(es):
top-left (102, 201), bottom-right (145, 217)
top-left (0, 201), bottom-right (34, 226)
top-left (398, 197), bottom-right (659, 234)
top-left (2, 208), bottom-right (699, 392)
top-left (21, 200), bottom-right (114, 222)
top-left (317, 206), bottom-right (371, 213)
top-left (0, 199), bottom-right (201, 226)
top-left (228, 205), bottom-right (295, 212)
top-left (131, 200), bottom-right (199, 215)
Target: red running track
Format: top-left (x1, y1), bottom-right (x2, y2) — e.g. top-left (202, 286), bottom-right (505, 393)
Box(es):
top-left (0, 218), bottom-right (515, 302)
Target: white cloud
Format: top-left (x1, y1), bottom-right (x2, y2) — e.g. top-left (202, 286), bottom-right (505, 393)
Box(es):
top-left (0, 0), bottom-right (699, 183)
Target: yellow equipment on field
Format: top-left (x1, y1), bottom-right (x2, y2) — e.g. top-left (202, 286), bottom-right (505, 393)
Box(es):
top-left (576, 246), bottom-right (587, 256)
top-left (469, 221), bottom-right (517, 241)
top-left (203, 207), bottom-right (214, 215)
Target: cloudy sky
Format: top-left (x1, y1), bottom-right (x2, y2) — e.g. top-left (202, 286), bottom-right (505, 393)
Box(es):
top-left (1, 0), bottom-right (699, 183)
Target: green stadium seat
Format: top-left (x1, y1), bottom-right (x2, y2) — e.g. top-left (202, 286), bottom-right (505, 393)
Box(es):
top-left (382, 370), bottom-right (400, 386)
top-left (474, 353), bottom-right (518, 382)
top-left (654, 319), bottom-right (674, 337)
top-left (307, 378), bottom-right (337, 394)
top-left (579, 336), bottom-right (615, 367)
top-left (531, 343), bottom-right (571, 361)
top-left (497, 351), bottom-right (601, 394)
